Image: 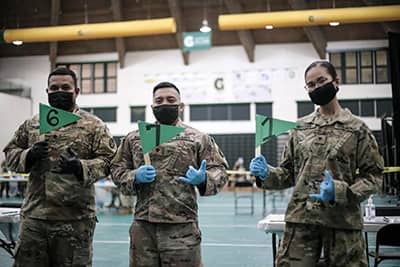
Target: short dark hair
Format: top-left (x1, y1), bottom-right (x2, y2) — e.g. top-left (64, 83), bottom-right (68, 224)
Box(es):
top-left (153, 81), bottom-right (180, 95)
top-left (304, 61), bottom-right (338, 80)
top-left (48, 67), bottom-right (78, 88)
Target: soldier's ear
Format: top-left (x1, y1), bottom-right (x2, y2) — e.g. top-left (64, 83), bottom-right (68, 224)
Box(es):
top-left (179, 102), bottom-right (184, 112)
top-left (75, 88), bottom-right (80, 95)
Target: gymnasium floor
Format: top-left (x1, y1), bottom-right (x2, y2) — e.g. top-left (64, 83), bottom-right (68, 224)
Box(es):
top-left (1, 190), bottom-right (399, 267)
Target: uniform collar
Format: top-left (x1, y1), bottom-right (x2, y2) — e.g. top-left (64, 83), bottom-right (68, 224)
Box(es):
top-left (303, 107), bottom-right (353, 126)
top-left (154, 118), bottom-right (184, 127)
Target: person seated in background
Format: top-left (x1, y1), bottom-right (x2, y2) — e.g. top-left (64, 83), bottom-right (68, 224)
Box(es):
top-left (232, 157), bottom-right (252, 186)
top-left (0, 160), bottom-right (10, 198)
top-left (118, 191), bottom-right (136, 215)
top-left (106, 187), bottom-right (122, 208)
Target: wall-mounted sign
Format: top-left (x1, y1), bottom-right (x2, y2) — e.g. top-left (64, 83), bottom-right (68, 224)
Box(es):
top-left (182, 32), bottom-right (212, 52)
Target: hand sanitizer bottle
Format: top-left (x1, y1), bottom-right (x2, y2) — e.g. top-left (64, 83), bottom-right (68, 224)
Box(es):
top-left (365, 195), bottom-right (376, 220)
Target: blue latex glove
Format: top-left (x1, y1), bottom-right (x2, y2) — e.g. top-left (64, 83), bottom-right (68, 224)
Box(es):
top-left (179, 160), bottom-right (207, 185)
top-left (249, 155), bottom-right (268, 180)
top-left (135, 165), bottom-right (156, 184)
top-left (309, 170), bottom-right (335, 202)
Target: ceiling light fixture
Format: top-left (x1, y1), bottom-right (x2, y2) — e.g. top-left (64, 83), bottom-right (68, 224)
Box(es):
top-left (200, 0), bottom-right (211, 33)
top-left (265, 25), bottom-right (274, 30)
top-left (200, 19), bottom-right (212, 32)
top-left (329, 21), bottom-right (340, 26)
top-left (12, 40), bottom-right (23, 46)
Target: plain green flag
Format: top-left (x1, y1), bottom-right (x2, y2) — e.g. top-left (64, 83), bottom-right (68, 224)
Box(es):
top-left (138, 120), bottom-right (185, 154)
top-left (39, 103), bottom-right (81, 135)
top-left (255, 114), bottom-right (297, 147)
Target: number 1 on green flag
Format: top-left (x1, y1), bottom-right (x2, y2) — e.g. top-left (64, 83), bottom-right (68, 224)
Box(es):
top-left (138, 121), bottom-right (185, 164)
top-left (255, 114), bottom-right (297, 155)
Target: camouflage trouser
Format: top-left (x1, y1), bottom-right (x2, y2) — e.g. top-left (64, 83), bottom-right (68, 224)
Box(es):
top-left (130, 220), bottom-right (202, 267)
top-left (13, 216), bottom-right (96, 267)
top-left (276, 222), bottom-right (368, 267)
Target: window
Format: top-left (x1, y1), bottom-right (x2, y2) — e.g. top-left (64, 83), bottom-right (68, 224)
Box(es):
top-left (212, 134), bottom-right (278, 167)
top-left (56, 62), bottom-right (117, 94)
top-left (376, 50), bottom-right (389, 83)
top-left (330, 53), bottom-right (342, 81)
top-left (190, 105), bottom-right (209, 121)
top-left (360, 51), bottom-right (373, 84)
top-left (230, 104), bottom-right (250, 120)
top-left (297, 101), bottom-right (314, 118)
top-left (345, 52), bottom-right (358, 84)
top-left (339, 100), bottom-right (359, 116)
top-left (298, 99), bottom-right (391, 118)
top-left (130, 106), bottom-right (146, 123)
top-left (336, 98), bottom-right (392, 118)
top-left (360, 100), bottom-right (375, 117)
top-left (376, 99), bottom-right (393, 117)
top-left (81, 107), bottom-right (117, 122)
top-left (190, 103), bottom-right (251, 121)
top-left (329, 49), bottom-right (389, 84)
top-left (210, 105), bottom-right (228, 120)
top-left (256, 103), bottom-right (273, 117)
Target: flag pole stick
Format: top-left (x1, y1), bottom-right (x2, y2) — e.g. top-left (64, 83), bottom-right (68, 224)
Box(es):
top-left (144, 153), bottom-right (151, 165)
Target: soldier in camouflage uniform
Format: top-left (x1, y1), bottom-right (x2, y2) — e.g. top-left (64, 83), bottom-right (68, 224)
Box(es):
top-left (111, 82), bottom-right (228, 267)
top-left (3, 68), bottom-right (116, 267)
top-left (250, 61), bottom-right (384, 267)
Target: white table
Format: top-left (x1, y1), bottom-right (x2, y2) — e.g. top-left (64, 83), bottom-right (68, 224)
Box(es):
top-left (257, 214), bottom-right (400, 267)
top-left (94, 179), bottom-right (116, 189)
top-left (0, 207), bottom-right (20, 256)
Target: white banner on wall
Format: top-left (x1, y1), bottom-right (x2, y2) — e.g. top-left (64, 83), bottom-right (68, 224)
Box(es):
top-left (143, 68), bottom-right (283, 104)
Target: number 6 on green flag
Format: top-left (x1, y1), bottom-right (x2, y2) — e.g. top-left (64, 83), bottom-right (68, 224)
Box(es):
top-left (39, 103), bottom-right (81, 135)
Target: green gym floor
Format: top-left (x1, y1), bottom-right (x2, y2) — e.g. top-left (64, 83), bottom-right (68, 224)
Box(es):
top-left (1, 190), bottom-right (400, 267)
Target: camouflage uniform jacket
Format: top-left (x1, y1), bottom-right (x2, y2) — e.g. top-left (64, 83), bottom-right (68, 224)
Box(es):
top-left (111, 120), bottom-right (228, 223)
top-left (3, 106), bottom-right (116, 220)
top-left (260, 108), bottom-right (384, 230)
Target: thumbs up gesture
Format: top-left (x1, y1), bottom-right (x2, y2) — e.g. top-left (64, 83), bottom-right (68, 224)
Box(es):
top-left (309, 170), bottom-right (335, 202)
top-left (179, 160), bottom-right (207, 185)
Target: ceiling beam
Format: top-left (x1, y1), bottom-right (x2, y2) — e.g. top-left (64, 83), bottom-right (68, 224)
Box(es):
top-left (362, 0), bottom-right (400, 34)
top-left (288, 0), bottom-right (326, 59)
top-left (49, 0), bottom-right (60, 70)
top-left (111, 0), bottom-right (126, 68)
top-left (168, 0), bottom-right (189, 65)
top-left (223, 0), bottom-right (255, 62)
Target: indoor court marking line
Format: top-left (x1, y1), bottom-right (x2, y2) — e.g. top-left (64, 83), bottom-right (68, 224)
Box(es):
top-left (93, 240), bottom-right (381, 250)
top-left (93, 240), bottom-right (271, 248)
top-left (97, 223), bottom-right (259, 228)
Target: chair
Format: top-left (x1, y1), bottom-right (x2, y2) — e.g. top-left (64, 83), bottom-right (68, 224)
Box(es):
top-left (233, 177), bottom-right (254, 215)
top-left (368, 223), bottom-right (400, 267)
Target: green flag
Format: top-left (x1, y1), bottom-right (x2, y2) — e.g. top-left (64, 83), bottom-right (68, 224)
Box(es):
top-left (255, 114), bottom-right (297, 147)
top-left (39, 103), bottom-right (81, 135)
top-left (138, 120), bottom-right (185, 154)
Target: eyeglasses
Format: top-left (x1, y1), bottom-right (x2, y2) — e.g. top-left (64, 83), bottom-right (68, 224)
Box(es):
top-left (304, 76), bottom-right (332, 92)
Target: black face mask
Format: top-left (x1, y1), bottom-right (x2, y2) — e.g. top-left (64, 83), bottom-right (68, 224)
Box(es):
top-left (152, 104), bottom-right (179, 125)
top-left (308, 82), bottom-right (338, 106)
top-left (48, 91), bottom-right (74, 111)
